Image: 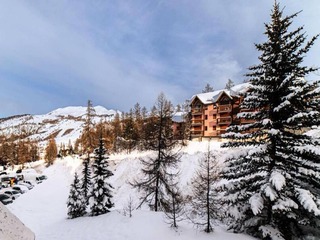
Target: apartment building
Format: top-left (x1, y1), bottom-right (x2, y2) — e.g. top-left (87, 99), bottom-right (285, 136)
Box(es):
top-left (190, 83), bottom-right (250, 140)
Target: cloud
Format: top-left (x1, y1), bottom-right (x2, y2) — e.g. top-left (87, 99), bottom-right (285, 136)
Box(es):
top-left (0, 0), bottom-right (319, 117)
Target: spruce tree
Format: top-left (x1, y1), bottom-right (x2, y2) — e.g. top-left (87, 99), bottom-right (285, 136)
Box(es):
top-left (202, 83), bottom-right (214, 93)
top-left (90, 136), bottom-right (114, 216)
top-left (222, 2), bottom-right (320, 239)
top-left (225, 79), bottom-right (235, 90)
top-left (132, 93), bottom-right (180, 212)
top-left (81, 155), bottom-right (92, 205)
top-left (190, 144), bottom-right (220, 233)
top-left (67, 172), bottom-right (86, 219)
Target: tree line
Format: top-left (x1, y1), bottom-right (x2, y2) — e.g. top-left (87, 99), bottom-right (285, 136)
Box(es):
top-left (74, 97), bottom-right (190, 157)
top-left (0, 134), bottom-right (39, 169)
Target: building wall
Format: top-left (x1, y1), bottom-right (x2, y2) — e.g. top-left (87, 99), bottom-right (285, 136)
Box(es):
top-left (190, 94), bottom-right (242, 140)
top-left (190, 98), bottom-right (205, 139)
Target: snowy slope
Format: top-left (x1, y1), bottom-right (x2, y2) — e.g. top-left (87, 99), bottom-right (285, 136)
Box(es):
top-left (7, 142), bottom-right (256, 240)
top-left (0, 202), bottom-right (35, 240)
top-left (0, 106), bottom-right (119, 146)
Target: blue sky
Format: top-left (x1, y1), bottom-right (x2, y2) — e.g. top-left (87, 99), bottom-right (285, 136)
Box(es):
top-left (1, 0), bottom-right (319, 117)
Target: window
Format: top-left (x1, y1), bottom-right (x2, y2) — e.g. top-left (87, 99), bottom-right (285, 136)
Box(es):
top-left (205, 115), bottom-right (208, 120)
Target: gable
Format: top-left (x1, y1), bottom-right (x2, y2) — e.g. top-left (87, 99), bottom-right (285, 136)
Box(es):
top-left (216, 91), bottom-right (232, 103)
top-left (190, 97), bottom-right (204, 107)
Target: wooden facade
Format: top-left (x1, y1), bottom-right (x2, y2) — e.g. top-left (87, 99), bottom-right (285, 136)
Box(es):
top-left (190, 84), bottom-right (249, 140)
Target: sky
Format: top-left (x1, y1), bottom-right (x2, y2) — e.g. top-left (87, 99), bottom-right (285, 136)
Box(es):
top-left (0, 0), bottom-right (319, 117)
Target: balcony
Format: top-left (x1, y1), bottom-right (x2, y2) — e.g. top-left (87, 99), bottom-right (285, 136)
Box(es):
top-left (218, 104), bottom-right (232, 113)
top-left (207, 132), bottom-right (218, 137)
top-left (240, 118), bottom-right (255, 124)
top-left (217, 130), bottom-right (227, 136)
top-left (218, 117), bottom-right (232, 125)
top-left (191, 130), bottom-right (203, 137)
top-left (191, 119), bottom-right (203, 126)
top-left (191, 108), bottom-right (203, 115)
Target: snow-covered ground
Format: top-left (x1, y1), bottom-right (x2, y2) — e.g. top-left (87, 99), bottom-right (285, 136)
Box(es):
top-left (7, 141), bottom-right (255, 240)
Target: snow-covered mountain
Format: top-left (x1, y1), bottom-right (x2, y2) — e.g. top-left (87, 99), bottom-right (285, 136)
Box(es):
top-left (0, 106), bottom-right (119, 146)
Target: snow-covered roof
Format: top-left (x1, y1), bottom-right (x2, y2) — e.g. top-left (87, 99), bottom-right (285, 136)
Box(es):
top-left (190, 82), bottom-right (250, 105)
top-left (0, 202), bottom-right (35, 240)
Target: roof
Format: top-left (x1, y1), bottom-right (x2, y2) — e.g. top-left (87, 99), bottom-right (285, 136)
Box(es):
top-left (190, 82), bottom-right (250, 105)
top-left (0, 202), bottom-right (35, 240)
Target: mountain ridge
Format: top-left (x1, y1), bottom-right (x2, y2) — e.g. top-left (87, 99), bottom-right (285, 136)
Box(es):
top-left (0, 105), bottom-right (120, 147)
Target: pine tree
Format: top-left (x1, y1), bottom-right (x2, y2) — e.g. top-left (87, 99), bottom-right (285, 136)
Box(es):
top-left (58, 143), bottom-right (65, 158)
top-left (111, 112), bottom-right (122, 153)
top-left (133, 102), bottom-right (144, 150)
top-left (132, 93), bottom-right (180, 212)
top-left (141, 105), bottom-right (158, 150)
top-left (90, 136), bottom-right (114, 216)
top-left (122, 109), bottom-right (138, 152)
top-left (202, 83), bottom-right (214, 93)
top-left (225, 79), bottom-right (235, 90)
top-left (181, 100), bottom-right (191, 145)
top-left (67, 172), bottom-right (86, 219)
top-left (81, 155), bottom-right (92, 205)
top-left (68, 140), bottom-right (74, 155)
top-left (0, 141), bottom-right (11, 167)
top-left (45, 137), bottom-right (57, 166)
top-left (190, 143), bottom-right (220, 233)
top-left (81, 100), bottom-right (96, 155)
top-left (221, 2), bottom-right (320, 239)
top-left (29, 141), bottom-right (39, 162)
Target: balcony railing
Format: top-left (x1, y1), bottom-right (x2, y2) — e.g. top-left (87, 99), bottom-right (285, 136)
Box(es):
top-left (218, 117), bottom-right (232, 125)
top-left (218, 104), bottom-right (232, 113)
top-left (240, 118), bottom-right (255, 124)
top-left (191, 120), bottom-right (203, 126)
top-left (207, 132), bottom-right (218, 137)
top-left (217, 130), bottom-right (227, 135)
top-left (191, 108), bottom-right (203, 115)
top-left (191, 130), bottom-right (203, 137)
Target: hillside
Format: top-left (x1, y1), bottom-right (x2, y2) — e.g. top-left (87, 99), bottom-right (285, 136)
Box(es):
top-left (0, 106), bottom-right (119, 147)
top-left (7, 141), bottom-right (256, 240)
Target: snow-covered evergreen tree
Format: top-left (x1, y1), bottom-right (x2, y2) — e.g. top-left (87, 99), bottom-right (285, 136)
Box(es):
top-left (81, 155), bottom-right (92, 205)
top-left (190, 144), bottom-right (220, 233)
top-left (90, 136), bottom-right (114, 216)
top-left (67, 172), bottom-right (86, 219)
top-left (222, 2), bottom-right (320, 239)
